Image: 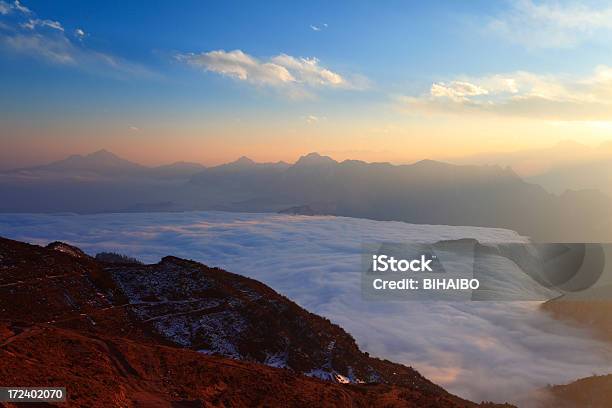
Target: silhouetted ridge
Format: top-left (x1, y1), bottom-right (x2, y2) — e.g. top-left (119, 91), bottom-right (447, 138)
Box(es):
top-left (293, 152), bottom-right (337, 166)
top-left (1, 151), bottom-right (610, 241)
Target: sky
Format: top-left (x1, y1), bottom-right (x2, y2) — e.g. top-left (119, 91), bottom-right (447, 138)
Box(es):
top-left (2, 0), bottom-right (612, 168)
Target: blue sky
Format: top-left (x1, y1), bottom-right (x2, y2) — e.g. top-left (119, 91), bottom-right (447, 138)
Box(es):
top-left (2, 0), bottom-right (612, 167)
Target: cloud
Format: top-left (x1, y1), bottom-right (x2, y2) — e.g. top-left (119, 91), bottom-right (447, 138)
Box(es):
top-left (0, 0), bottom-right (29, 15)
top-left (1, 211), bottom-right (611, 404)
top-left (74, 28), bottom-right (85, 40)
top-left (178, 50), bottom-right (295, 85)
top-left (0, 2), bottom-right (152, 78)
top-left (304, 114), bottom-right (326, 124)
top-left (0, 2), bottom-right (10, 15)
top-left (399, 65), bottom-right (612, 121)
top-left (128, 126), bottom-right (140, 131)
top-left (430, 81), bottom-right (489, 102)
top-left (305, 115), bottom-right (319, 123)
top-left (488, 0), bottom-right (612, 49)
top-left (310, 23), bottom-right (327, 31)
top-left (177, 49), bottom-right (359, 98)
top-left (271, 54), bottom-right (344, 86)
top-left (2, 32), bottom-right (75, 63)
top-left (13, 0), bottom-right (29, 14)
top-left (21, 18), bottom-right (63, 31)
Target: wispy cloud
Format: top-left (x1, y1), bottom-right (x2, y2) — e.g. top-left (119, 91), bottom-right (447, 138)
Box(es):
top-left (12, 0), bottom-right (29, 14)
top-left (271, 53), bottom-right (344, 86)
top-left (304, 114), bottom-right (326, 124)
top-left (177, 49), bottom-right (362, 99)
top-left (310, 23), bottom-right (328, 32)
top-left (2, 32), bottom-right (76, 64)
top-left (0, 2), bottom-right (11, 15)
top-left (399, 65), bottom-right (612, 121)
top-left (430, 81), bottom-right (489, 102)
top-left (73, 28), bottom-right (86, 40)
top-left (0, 1), bottom-right (153, 78)
top-left (489, 0), bottom-right (612, 49)
top-left (21, 18), bottom-right (63, 31)
top-left (0, 0), bottom-right (29, 16)
top-left (178, 50), bottom-right (296, 86)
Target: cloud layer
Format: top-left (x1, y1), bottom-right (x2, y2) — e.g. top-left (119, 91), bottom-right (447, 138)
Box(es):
top-left (1, 211), bottom-right (610, 404)
top-left (177, 49), bottom-right (357, 98)
top-left (400, 65), bottom-right (612, 121)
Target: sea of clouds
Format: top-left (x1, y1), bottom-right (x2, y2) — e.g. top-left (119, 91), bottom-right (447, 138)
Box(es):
top-left (1, 211), bottom-right (611, 404)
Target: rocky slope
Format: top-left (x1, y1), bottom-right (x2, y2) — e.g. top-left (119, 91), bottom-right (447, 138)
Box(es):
top-left (541, 288), bottom-right (612, 342)
top-left (543, 375), bottom-right (612, 408)
top-left (0, 237), bottom-right (509, 407)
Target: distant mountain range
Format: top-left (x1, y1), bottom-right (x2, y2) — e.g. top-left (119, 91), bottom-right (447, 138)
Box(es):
top-left (529, 159), bottom-right (612, 196)
top-left (6, 149), bottom-right (207, 180)
top-left (451, 140), bottom-right (612, 195)
top-left (1, 149), bottom-right (611, 241)
top-left (186, 152), bottom-right (612, 241)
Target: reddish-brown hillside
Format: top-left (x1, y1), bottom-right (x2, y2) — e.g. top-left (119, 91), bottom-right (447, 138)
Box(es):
top-left (0, 237), bottom-right (511, 407)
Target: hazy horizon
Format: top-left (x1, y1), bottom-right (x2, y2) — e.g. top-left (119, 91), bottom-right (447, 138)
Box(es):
top-left (2, 138), bottom-right (612, 172)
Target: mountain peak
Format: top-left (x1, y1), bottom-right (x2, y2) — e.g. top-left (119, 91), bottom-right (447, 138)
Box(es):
top-left (411, 158), bottom-right (448, 168)
top-left (32, 149), bottom-right (144, 173)
top-left (78, 149), bottom-right (142, 168)
top-left (88, 149), bottom-right (117, 158)
top-left (294, 152), bottom-right (337, 166)
top-left (231, 156), bottom-right (256, 166)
